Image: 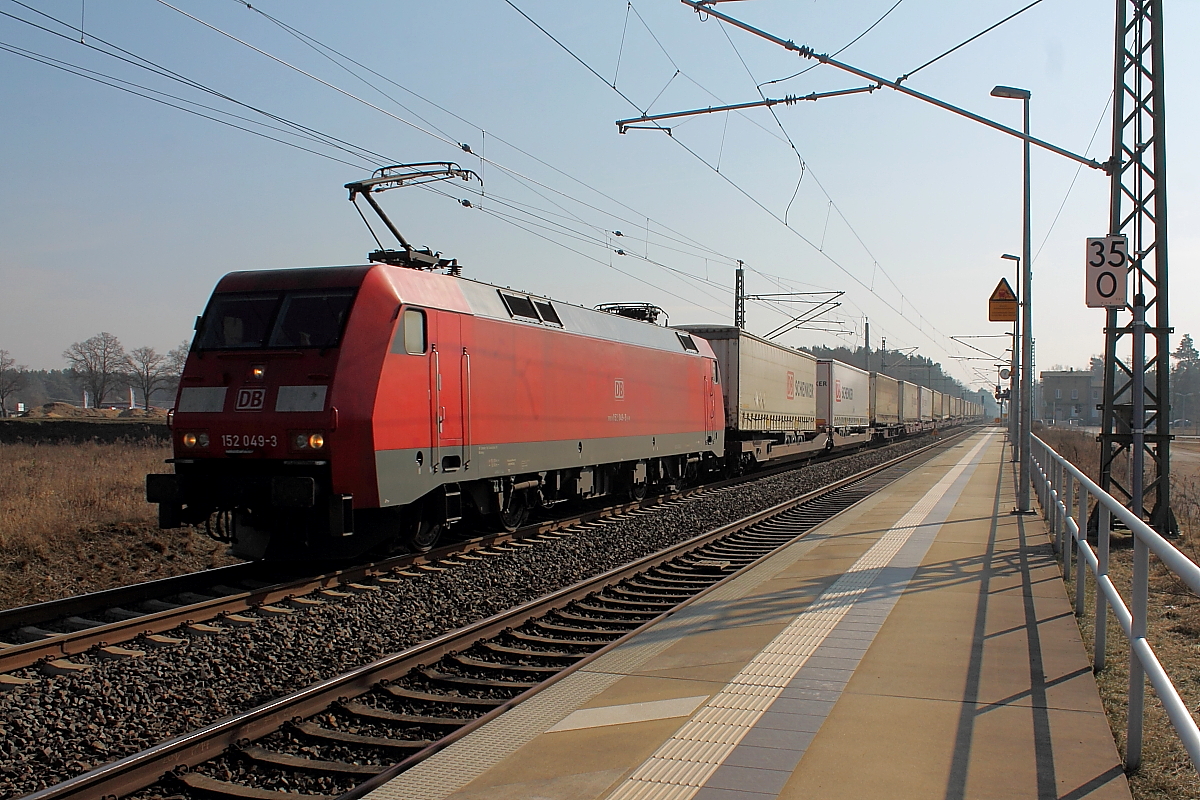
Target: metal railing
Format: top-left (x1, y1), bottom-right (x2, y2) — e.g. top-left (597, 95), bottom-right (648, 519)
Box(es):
top-left (1029, 434), bottom-right (1200, 772)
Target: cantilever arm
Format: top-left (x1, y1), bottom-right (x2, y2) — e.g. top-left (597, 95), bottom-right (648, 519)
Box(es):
top-left (679, 0), bottom-right (1109, 173)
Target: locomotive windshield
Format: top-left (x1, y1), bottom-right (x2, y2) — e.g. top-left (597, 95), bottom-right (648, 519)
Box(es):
top-left (197, 289), bottom-right (355, 350)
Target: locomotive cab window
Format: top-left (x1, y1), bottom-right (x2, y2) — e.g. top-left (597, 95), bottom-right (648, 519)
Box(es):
top-left (676, 333), bottom-right (699, 353)
top-left (268, 289), bottom-right (355, 349)
top-left (197, 293), bottom-right (281, 350)
top-left (393, 308), bottom-right (426, 355)
top-left (402, 308), bottom-right (426, 354)
top-left (197, 289), bottom-right (355, 351)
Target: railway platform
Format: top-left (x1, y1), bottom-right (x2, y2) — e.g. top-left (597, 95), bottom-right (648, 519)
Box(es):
top-left (367, 428), bottom-right (1130, 800)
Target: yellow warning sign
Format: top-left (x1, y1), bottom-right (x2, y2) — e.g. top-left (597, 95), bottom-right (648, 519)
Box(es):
top-left (989, 278), bottom-right (1018, 322)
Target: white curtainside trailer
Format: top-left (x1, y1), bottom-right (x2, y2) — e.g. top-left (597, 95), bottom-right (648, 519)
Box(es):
top-left (816, 360), bottom-right (870, 431)
top-left (898, 381), bottom-right (920, 426)
top-left (870, 372), bottom-right (900, 427)
top-left (817, 360), bottom-right (871, 448)
top-left (677, 325), bottom-right (825, 466)
top-left (918, 386), bottom-right (935, 423)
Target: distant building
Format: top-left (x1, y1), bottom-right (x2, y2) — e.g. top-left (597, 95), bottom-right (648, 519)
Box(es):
top-left (1040, 368), bottom-right (1101, 424)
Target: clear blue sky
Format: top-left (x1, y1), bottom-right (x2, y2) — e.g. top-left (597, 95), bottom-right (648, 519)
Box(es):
top-left (2, 0), bottom-right (1198, 391)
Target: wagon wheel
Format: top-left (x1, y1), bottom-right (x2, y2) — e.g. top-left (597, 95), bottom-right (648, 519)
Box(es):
top-left (495, 489), bottom-right (529, 532)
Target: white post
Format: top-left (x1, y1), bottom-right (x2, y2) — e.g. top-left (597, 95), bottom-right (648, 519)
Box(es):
top-left (1095, 503), bottom-right (1110, 672)
top-left (1075, 480), bottom-right (1086, 612)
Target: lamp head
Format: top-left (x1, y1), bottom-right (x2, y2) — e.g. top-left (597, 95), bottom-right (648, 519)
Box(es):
top-left (1001, 253), bottom-right (1020, 262)
top-left (991, 85), bottom-right (1031, 100)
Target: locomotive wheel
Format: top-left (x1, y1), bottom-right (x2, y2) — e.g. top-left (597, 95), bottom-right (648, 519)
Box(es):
top-left (401, 500), bottom-right (442, 553)
top-left (677, 460), bottom-right (700, 489)
top-left (407, 519), bottom-right (442, 552)
top-left (495, 490), bottom-right (529, 532)
top-left (629, 480), bottom-right (647, 502)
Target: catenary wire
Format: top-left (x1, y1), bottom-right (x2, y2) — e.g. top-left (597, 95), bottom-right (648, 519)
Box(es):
top-left (760, 0), bottom-right (908, 89)
top-left (0, 40), bottom-right (372, 170)
top-left (1031, 92), bottom-right (1113, 265)
top-left (898, 0), bottom-right (1048, 83)
top-left (3, 1), bottom-right (393, 165)
top-left (502, 1), bottom-right (964, 363)
top-left (232, 0), bottom-right (747, 267)
top-left (0, 38), bottom-right (380, 167)
top-left (10, 0), bottom-right (753, 315)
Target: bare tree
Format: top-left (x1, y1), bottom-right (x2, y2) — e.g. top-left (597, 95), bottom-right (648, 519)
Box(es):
top-left (0, 349), bottom-right (26, 418)
top-left (129, 346), bottom-right (168, 409)
top-left (63, 332), bottom-right (131, 407)
top-left (166, 339), bottom-right (191, 376)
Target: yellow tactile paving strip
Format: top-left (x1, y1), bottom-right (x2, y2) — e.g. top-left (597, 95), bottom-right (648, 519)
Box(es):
top-left (604, 434), bottom-right (995, 800)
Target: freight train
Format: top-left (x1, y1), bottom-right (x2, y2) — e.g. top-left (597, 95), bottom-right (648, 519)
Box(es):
top-left (147, 264), bottom-right (982, 560)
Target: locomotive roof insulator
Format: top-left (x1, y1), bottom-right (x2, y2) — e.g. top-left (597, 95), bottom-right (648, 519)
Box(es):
top-left (345, 162), bottom-right (481, 273)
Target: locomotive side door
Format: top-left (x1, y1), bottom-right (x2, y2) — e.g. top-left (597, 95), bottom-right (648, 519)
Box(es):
top-left (704, 359), bottom-right (717, 446)
top-left (430, 312), bottom-right (465, 473)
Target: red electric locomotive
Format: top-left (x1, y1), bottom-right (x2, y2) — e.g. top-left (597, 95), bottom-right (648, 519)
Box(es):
top-left (147, 262), bottom-right (725, 559)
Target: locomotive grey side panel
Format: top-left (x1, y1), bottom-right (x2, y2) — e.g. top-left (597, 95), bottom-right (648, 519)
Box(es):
top-left (375, 429), bottom-right (722, 507)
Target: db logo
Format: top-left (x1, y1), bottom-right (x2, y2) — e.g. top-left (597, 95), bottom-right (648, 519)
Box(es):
top-left (614, 380), bottom-right (625, 401)
top-left (235, 387), bottom-right (266, 411)
top-left (785, 371), bottom-right (795, 400)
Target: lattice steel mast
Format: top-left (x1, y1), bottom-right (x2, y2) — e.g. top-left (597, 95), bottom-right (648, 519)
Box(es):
top-left (1098, 0), bottom-right (1173, 536)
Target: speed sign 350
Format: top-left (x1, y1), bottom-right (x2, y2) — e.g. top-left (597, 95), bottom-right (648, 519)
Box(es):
top-left (1085, 235), bottom-right (1128, 308)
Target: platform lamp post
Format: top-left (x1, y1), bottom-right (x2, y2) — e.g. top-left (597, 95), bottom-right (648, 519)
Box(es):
top-left (1001, 253), bottom-right (1021, 462)
top-left (992, 85), bottom-right (1033, 513)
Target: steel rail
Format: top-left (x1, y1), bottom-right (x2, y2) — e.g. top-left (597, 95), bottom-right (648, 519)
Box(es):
top-left (0, 561), bottom-right (268, 631)
top-left (20, 430), bottom-right (967, 800)
top-left (2, 424), bottom-right (974, 675)
top-left (0, 504), bottom-right (661, 674)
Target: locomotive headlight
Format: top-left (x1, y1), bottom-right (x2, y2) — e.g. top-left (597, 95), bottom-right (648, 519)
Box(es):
top-left (182, 432), bottom-right (197, 448)
top-left (197, 433), bottom-right (210, 447)
top-left (289, 431), bottom-right (326, 451)
top-left (251, 365), bottom-right (265, 380)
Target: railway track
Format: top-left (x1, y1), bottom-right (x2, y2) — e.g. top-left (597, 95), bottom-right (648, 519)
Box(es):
top-left (0, 496), bottom-right (688, 678)
top-left (20, 430), bottom-right (967, 800)
top-left (0, 427), bottom-right (969, 680)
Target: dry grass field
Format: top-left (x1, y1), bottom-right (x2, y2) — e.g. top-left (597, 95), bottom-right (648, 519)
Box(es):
top-left (1037, 426), bottom-right (1200, 798)
top-left (0, 441), bottom-right (237, 611)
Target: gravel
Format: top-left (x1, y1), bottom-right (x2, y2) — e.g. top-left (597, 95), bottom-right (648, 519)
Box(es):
top-left (0, 435), bottom-right (949, 797)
